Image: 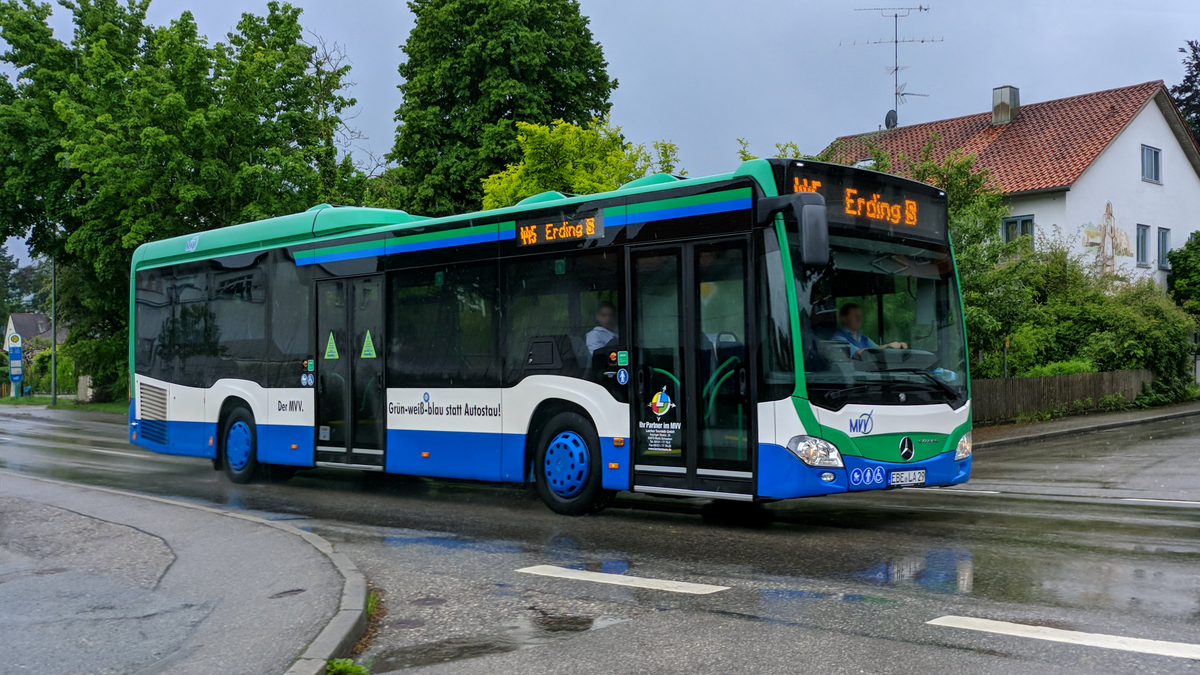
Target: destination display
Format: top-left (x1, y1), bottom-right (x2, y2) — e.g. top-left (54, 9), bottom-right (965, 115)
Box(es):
top-left (516, 212), bottom-right (604, 247)
top-left (786, 162), bottom-right (947, 241)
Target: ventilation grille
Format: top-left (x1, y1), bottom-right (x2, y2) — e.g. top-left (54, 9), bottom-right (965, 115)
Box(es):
top-left (139, 383), bottom-right (168, 420)
top-left (137, 382), bottom-right (169, 446)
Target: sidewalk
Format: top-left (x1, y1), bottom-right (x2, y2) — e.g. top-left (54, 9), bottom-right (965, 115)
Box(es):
top-left (0, 472), bottom-right (365, 675)
top-left (974, 399), bottom-right (1200, 449)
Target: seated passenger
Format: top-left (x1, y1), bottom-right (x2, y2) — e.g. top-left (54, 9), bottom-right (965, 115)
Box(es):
top-left (834, 303), bottom-right (907, 358)
top-left (586, 301), bottom-right (619, 355)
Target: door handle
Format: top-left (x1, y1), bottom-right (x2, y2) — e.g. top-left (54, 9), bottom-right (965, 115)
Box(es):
top-left (738, 366), bottom-right (748, 398)
top-left (637, 366), bottom-right (646, 397)
top-left (318, 374), bottom-right (325, 394)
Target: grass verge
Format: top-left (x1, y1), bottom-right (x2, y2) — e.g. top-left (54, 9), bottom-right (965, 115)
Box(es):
top-left (0, 396), bottom-right (129, 414)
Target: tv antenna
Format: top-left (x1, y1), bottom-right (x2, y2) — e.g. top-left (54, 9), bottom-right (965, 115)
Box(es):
top-left (842, 6), bottom-right (943, 127)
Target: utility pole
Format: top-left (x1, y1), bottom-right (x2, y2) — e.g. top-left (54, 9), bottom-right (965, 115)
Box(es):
top-left (843, 6), bottom-right (943, 128)
top-left (51, 254), bottom-right (57, 405)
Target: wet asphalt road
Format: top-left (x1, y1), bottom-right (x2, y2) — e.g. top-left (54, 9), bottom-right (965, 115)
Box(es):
top-left (2, 407), bottom-right (1200, 674)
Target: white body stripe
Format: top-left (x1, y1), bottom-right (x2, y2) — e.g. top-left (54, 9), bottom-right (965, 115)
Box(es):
top-left (773, 397), bottom-right (811, 444)
top-left (501, 376), bottom-right (629, 438)
top-left (756, 400), bottom-right (776, 445)
top-left (135, 375), bottom-right (311, 428)
top-left (137, 374), bottom-right (628, 440)
top-left (817, 401), bottom-right (970, 437)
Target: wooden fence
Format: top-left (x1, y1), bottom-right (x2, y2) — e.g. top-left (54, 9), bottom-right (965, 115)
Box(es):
top-left (972, 369), bottom-right (1153, 425)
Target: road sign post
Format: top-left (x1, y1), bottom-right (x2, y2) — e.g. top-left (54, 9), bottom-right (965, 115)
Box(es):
top-left (8, 332), bottom-right (22, 398)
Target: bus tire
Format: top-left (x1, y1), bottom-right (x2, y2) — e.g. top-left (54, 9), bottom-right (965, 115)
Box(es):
top-left (534, 412), bottom-right (611, 516)
top-left (220, 407), bottom-right (258, 484)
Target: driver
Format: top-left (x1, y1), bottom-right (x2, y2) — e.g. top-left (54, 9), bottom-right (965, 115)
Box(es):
top-left (586, 301), bottom-right (619, 355)
top-left (834, 303), bottom-right (907, 358)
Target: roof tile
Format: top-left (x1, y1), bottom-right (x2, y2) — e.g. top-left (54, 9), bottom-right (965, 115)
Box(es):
top-left (824, 81), bottom-right (1165, 193)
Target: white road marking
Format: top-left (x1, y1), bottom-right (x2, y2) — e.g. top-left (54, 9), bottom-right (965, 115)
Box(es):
top-left (1120, 498), bottom-right (1200, 506)
top-left (80, 447), bottom-right (154, 460)
top-left (928, 615), bottom-right (1200, 660)
top-left (517, 565), bottom-right (728, 595)
top-left (902, 488), bottom-right (1002, 494)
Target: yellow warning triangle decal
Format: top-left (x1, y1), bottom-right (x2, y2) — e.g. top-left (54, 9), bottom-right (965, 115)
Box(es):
top-left (360, 330), bottom-right (377, 359)
top-left (324, 332), bottom-right (339, 359)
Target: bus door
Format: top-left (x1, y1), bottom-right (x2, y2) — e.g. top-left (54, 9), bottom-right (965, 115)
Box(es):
top-left (629, 238), bottom-right (755, 499)
top-left (315, 276), bottom-right (386, 470)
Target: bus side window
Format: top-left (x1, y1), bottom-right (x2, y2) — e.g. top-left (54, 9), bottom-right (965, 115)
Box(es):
top-left (387, 261), bottom-right (500, 388)
top-left (501, 250), bottom-right (625, 399)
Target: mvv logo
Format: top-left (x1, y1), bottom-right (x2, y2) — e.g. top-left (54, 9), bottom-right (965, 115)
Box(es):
top-left (848, 410), bottom-right (874, 435)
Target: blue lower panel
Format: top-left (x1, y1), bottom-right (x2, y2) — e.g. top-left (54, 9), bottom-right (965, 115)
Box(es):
top-left (843, 452), bottom-right (970, 491)
top-left (131, 417), bottom-right (217, 459)
top-left (757, 443), bottom-right (847, 499)
top-left (387, 430), bottom-right (503, 481)
top-left (599, 438), bottom-right (630, 491)
top-left (258, 424), bottom-right (315, 467)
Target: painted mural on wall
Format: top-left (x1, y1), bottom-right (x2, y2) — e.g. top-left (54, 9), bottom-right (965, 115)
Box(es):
top-left (1081, 201), bottom-right (1132, 274)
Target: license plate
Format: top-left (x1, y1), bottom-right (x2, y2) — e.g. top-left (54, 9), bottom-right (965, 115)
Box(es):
top-left (889, 469), bottom-right (926, 487)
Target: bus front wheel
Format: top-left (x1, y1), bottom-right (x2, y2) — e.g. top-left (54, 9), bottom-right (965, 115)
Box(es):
top-left (534, 412), bottom-right (612, 516)
top-left (220, 407), bottom-right (259, 484)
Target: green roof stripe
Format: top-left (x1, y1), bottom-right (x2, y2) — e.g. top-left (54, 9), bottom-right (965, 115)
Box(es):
top-left (624, 187), bottom-right (751, 217)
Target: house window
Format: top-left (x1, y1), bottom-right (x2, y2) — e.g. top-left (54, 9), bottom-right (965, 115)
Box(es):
top-left (1157, 227), bottom-right (1171, 270)
top-left (1142, 145), bottom-right (1161, 183)
top-left (1002, 216), bottom-right (1034, 243)
top-left (1136, 224), bottom-right (1149, 267)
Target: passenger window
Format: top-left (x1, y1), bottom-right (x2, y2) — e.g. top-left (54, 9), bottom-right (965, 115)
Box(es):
top-left (502, 250), bottom-right (625, 398)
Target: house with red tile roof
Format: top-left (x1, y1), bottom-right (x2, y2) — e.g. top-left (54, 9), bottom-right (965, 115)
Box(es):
top-left (822, 81), bottom-right (1200, 280)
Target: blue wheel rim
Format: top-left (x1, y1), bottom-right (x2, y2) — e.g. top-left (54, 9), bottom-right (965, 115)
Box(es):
top-left (226, 421), bottom-right (252, 471)
top-left (544, 431), bottom-right (590, 498)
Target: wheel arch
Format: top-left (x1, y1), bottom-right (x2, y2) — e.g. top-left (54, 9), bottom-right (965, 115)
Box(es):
top-left (524, 398), bottom-right (596, 482)
top-left (216, 395), bottom-right (254, 464)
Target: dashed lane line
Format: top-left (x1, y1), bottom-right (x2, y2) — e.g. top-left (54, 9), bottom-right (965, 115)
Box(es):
top-left (1120, 497), bottom-right (1200, 506)
top-left (928, 615), bottom-right (1200, 660)
top-left (517, 565), bottom-right (729, 595)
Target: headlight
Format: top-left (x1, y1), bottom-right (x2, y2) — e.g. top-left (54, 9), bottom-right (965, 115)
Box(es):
top-left (955, 431), bottom-right (972, 460)
top-left (786, 435), bottom-right (844, 468)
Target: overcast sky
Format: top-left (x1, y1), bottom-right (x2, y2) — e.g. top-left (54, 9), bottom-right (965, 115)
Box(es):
top-left (6, 0), bottom-right (1199, 263)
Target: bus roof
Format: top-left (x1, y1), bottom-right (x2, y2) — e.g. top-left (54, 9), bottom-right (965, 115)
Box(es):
top-left (130, 159), bottom-right (781, 272)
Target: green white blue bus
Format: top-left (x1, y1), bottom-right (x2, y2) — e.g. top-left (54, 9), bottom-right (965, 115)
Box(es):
top-left (129, 158), bottom-right (972, 515)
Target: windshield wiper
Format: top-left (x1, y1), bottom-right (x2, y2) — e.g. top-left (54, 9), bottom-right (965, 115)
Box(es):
top-left (887, 368), bottom-right (959, 399)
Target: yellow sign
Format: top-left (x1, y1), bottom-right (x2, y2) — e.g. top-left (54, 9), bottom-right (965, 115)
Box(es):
top-left (324, 333), bottom-right (339, 360)
top-left (843, 189), bottom-right (918, 226)
top-left (360, 330), bottom-right (376, 359)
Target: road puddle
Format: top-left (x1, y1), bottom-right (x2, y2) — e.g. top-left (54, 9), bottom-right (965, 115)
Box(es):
top-left (368, 614), bottom-right (626, 671)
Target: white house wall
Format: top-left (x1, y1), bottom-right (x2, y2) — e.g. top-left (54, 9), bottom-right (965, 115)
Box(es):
top-left (1066, 99), bottom-right (1200, 282)
top-left (1007, 190), bottom-right (1067, 238)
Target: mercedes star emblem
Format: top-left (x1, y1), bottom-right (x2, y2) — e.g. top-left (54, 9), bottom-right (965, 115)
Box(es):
top-left (899, 436), bottom-right (915, 461)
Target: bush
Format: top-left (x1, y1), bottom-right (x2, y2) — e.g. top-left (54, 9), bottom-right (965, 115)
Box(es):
top-left (1022, 360), bottom-right (1096, 378)
top-left (65, 332), bottom-right (127, 402)
top-left (325, 659), bottom-right (368, 675)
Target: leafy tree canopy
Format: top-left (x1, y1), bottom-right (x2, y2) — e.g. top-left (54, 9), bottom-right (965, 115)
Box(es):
top-left (0, 0), bottom-right (362, 398)
top-left (388, 0), bottom-right (616, 217)
top-left (1171, 39), bottom-right (1200, 144)
top-left (481, 119), bottom-right (683, 210)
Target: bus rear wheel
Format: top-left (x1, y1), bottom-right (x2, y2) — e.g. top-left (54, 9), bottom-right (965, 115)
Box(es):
top-left (221, 407), bottom-right (259, 484)
top-left (534, 412), bottom-right (611, 516)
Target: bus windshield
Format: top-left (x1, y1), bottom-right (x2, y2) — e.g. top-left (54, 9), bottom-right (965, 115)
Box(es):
top-left (793, 232), bottom-right (968, 410)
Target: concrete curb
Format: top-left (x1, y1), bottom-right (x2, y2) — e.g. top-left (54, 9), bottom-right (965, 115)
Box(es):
top-left (976, 406), bottom-right (1200, 450)
top-left (0, 471), bottom-right (366, 675)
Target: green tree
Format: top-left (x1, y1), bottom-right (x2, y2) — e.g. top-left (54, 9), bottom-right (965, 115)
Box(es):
top-left (1167, 232), bottom-right (1200, 315)
top-left (481, 119), bottom-right (683, 209)
top-left (1171, 40), bottom-right (1200, 144)
top-left (0, 0), bottom-right (363, 399)
top-left (387, 0), bottom-right (616, 217)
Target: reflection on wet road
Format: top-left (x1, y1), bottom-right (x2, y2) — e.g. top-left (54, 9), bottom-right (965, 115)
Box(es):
top-left (3, 407), bottom-right (1200, 673)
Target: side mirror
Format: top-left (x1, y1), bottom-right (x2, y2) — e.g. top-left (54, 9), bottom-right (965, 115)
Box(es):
top-left (757, 192), bottom-right (830, 267)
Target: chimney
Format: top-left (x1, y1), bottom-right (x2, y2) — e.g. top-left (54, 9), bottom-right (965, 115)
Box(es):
top-left (992, 85), bottom-right (1020, 125)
